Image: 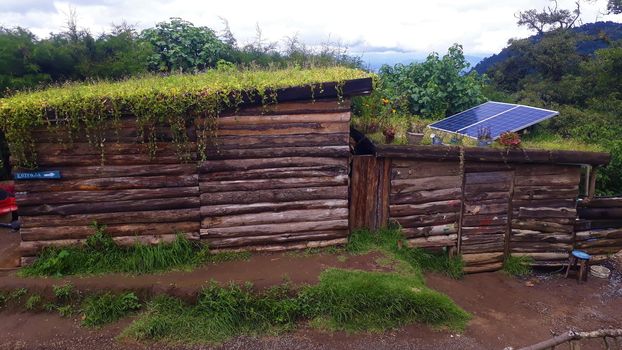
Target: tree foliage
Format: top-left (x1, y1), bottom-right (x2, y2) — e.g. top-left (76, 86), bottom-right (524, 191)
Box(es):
top-left (376, 44), bottom-right (485, 118)
top-left (517, 0), bottom-right (581, 35)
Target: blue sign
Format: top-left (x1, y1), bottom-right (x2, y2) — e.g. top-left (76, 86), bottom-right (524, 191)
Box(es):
top-left (14, 170), bottom-right (61, 180)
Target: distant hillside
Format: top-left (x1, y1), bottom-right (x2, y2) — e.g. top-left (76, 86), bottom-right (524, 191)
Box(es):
top-left (474, 21), bottom-right (622, 74)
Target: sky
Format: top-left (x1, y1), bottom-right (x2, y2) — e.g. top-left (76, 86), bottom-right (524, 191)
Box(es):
top-left (0, 0), bottom-right (620, 66)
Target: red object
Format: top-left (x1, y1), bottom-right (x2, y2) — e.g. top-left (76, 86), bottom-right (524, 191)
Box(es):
top-left (0, 182), bottom-right (17, 215)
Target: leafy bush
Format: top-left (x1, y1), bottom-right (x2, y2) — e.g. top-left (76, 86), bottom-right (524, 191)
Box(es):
top-left (82, 292), bottom-right (141, 327)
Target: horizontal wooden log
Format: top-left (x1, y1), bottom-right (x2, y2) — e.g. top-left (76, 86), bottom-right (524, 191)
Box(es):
top-left (465, 171), bottom-right (513, 185)
top-left (462, 253), bottom-right (504, 265)
top-left (16, 187), bottom-right (199, 206)
top-left (35, 142), bottom-right (185, 157)
top-left (513, 174), bottom-right (579, 187)
top-left (200, 175), bottom-right (348, 193)
top-left (214, 132), bottom-right (349, 150)
top-left (512, 199), bottom-right (577, 209)
top-left (202, 208), bottom-right (348, 228)
top-left (461, 234), bottom-right (505, 245)
top-left (200, 186), bottom-right (348, 205)
top-left (20, 232), bottom-right (199, 256)
top-left (463, 182), bottom-right (511, 193)
top-left (230, 99), bottom-right (350, 116)
top-left (460, 242), bottom-right (505, 253)
top-left (21, 222), bottom-right (200, 241)
top-left (210, 238), bottom-right (348, 253)
top-left (217, 112), bottom-right (350, 126)
top-left (575, 238), bottom-right (622, 248)
top-left (35, 153), bottom-right (195, 167)
top-left (391, 212), bottom-right (458, 228)
top-left (215, 121), bottom-right (349, 136)
top-left (14, 164), bottom-right (196, 181)
top-left (464, 201), bottom-right (508, 216)
top-left (390, 161), bottom-right (461, 179)
top-left (200, 199), bottom-right (348, 217)
top-left (390, 188), bottom-right (462, 205)
top-left (19, 197), bottom-right (200, 216)
top-left (199, 157), bottom-right (347, 173)
top-left (464, 162), bottom-right (513, 172)
top-left (518, 207), bottom-right (577, 219)
top-left (200, 165), bottom-right (348, 181)
top-left (389, 200), bottom-right (461, 217)
top-left (462, 214), bottom-right (508, 227)
top-left (577, 207), bottom-right (622, 220)
top-left (20, 208), bottom-right (201, 228)
top-left (464, 191), bottom-right (509, 202)
top-left (200, 219), bottom-right (349, 238)
top-left (406, 234), bottom-right (457, 248)
top-left (575, 228), bottom-right (622, 240)
top-left (391, 175), bottom-right (461, 193)
top-left (509, 242), bottom-right (572, 252)
top-left (204, 230), bottom-right (349, 248)
top-left (585, 219), bottom-right (622, 229)
top-left (463, 262), bottom-right (503, 273)
top-left (577, 246), bottom-right (622, 255)
top-left (513, 186), bottom-right (579, 200)
top-left (511, 219), bottom-right (574, 233)
top-left (577, 197), bottom-right (622, 208)
top-left (514, 164), bottom-right (582, 177)
top-left (512, 252), bottom-right (569, 261)
top-left (510, 231), bottom-right (573, 243)
top-left (461, 226), bottom-right (507, 236)
top-left (15, 174), bottom-right (198, 193)
top-left (402, 224), bottom-right (457, 238)
top-left (206, 145), bottom-right (350, 160)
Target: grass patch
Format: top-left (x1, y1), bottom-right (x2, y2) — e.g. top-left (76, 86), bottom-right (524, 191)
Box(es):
top-left (82, 292), bottom-right (141, 327)
top-left (123, 270), bottom-right (469, 344)
top-left (520, 131), bottom-right (604, 152)
top-left (347, 228), bottom-right (464, 279)
top-left (24, 294), bottom-right (42, 311)
top-left (502, 255), bottom-right (534, 277)
top-left (19, 224), bottom-right (247, 277)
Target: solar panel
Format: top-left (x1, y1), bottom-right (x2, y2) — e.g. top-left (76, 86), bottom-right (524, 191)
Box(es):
top-left (429, 102), bottom-right (558, 140)
top-left (429, 102), bottom-right (515, 132)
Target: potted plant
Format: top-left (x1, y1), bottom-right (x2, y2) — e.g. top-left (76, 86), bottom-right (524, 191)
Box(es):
top-left (383, 126), bottom-right (396, 144)
top-left (477, 126), bottom-right (492, 147)
top-left (499, 131), bottom-right (522, 149)
top-left (406, 120), bottom-right (426, 145)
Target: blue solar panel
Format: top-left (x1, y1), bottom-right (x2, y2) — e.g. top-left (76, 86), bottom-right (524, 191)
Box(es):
top-left (429, 102), bottom-right (515, 132)
top-left (459, 106), bottom-right (558, 139)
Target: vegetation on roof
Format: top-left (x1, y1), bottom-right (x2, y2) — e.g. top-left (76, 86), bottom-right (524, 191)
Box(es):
top-left (0, 66), bottom-right (371, 167)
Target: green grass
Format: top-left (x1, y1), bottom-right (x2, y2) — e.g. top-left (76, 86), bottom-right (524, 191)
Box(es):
top-left (52, 283), bottom-right (74, 301)
top-left (19, 224), bottom-right (248, 277)
top-left (502, 255), bottom-right (534, 277)
top-left (24, 294), bottom-right (42, 311)
top-left (347, 228), bottom-right (464, 279)
top-left (82, 292), bottom-right (141, 327)
top-left (123, 270), bottom-right (469, 344)
top-left (520, 131), bottom-right (604, 152)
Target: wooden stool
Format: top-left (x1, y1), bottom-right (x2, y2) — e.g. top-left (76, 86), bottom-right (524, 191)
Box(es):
top-left (565, 250), bottom-right (591, 283)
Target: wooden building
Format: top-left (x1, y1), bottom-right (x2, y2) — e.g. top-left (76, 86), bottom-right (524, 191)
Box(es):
top-left (351, 144), bottom-right (610, 272)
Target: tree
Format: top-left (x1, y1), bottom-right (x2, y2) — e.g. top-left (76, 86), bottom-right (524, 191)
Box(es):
top-left (608, 0), bottom-right (622, 14)
top-left (0, 27), bottom-right (50, 95)
top-left (517, 0), bottom-right (581, 35)
top-left (141, 18), bottom-right (231, 73)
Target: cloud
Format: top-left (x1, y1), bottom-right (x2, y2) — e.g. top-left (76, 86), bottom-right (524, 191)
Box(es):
top-left (0, 0), bottom-right (618, 56)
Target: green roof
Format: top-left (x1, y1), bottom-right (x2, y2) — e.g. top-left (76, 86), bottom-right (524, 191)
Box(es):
top-left (0, 67), bottom-right (372, 166)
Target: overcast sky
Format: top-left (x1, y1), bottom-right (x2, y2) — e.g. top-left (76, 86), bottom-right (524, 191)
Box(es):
top-left (0, 0), bottom-right (619, 59)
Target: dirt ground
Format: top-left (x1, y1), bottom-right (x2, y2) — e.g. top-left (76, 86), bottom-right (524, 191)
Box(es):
top-left (0, 226), bottom-right (20, 269)
top-left (0, 251), bottom-right (621, 350)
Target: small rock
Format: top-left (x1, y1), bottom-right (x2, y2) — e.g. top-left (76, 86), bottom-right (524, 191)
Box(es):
top-left (525, 281), bottom-right (535, 287)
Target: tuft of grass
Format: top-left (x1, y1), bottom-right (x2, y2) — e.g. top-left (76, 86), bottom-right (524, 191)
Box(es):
top-left (347, 229), bottom-right (464, 279)
top-left (25, 294), bottom-right (42, 311)
top-left (502, 255), bottom-right (534, 277)
top-left (301, 269), bottom-right (470, 332)
top-left (52, 282), bottom-right (74, 301)
top-left (19, 224), bottom-right (243, 277)
top-left (123, 283), bottom-right (300, 344)
top-left (82, 292), bottom-right (141, 327)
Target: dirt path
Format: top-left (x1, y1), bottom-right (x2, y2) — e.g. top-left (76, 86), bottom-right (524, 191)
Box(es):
top-left (1, 252), bottom-right (621, 350)
top-left (0, 227), bottom-right (20, 269)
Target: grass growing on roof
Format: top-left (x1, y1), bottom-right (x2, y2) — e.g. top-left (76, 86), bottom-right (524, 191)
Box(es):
top-left (0, 66), bottom-right (372, 167)
top-left (19, 223), bottom-right (249, 277)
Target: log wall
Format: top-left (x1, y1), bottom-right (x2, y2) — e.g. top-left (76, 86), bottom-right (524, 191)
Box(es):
top-left (388, 160), bottom-right (462, 250)
top-left (576, 197), bottom-right (622, 258)
top-left (15, 133), bottom-right (201, 264)
top-left (197, 100), bottom-right (351, 251)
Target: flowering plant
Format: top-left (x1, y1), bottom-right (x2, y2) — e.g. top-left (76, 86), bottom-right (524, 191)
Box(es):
top-left (499, 131), bottom-right (522, 148)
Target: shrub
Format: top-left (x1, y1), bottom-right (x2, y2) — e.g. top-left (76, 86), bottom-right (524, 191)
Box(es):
top-left (502, 255), bottom-right (533, 277)
top-left (82, 292), bottom-right (141, 327)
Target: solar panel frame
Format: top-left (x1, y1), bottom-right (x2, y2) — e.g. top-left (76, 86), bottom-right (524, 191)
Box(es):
top-left (427, 102), bottom-right (559, 140)
top-left (428, 101), bottom-right (517, 133)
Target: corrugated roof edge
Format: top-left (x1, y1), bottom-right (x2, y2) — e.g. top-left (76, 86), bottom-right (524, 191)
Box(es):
top-left (375, 144), bottom-right (610, 166)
